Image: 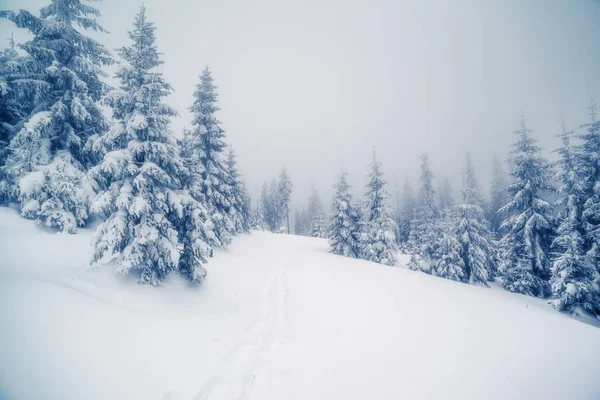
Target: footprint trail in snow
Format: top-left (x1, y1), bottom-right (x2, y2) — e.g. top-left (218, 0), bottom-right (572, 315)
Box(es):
top-left (194, 244), bottom-right (290, 400)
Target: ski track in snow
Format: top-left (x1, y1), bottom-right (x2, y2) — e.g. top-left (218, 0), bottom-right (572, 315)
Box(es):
top-left (193, 242), bottom-right (290, 400)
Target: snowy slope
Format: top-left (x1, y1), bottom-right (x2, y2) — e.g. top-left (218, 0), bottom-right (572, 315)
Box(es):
top-left (0, 208), bottom-right (599, 400)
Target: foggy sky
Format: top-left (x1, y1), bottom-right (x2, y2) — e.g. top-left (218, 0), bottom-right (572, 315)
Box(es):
top-left (2, 0), bottom-right (600, 214)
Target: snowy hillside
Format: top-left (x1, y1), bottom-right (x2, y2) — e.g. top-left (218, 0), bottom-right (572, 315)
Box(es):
top-left (0, 207), bottom-right (599, 400)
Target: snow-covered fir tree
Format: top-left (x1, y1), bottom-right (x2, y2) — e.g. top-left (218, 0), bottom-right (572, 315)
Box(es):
top-left (436, 153), bottom-right (497, 285)
top-left (0, 37), bottom-right (45, 205)
top-left (359, 153), bottom-right (398, 265)
top-left (499, 116), bottom-right (554, 297)
top-left (307, 188), bottom-right (326, 238)
top-left (0, 33), bottom-right (22, 175)
top-left (251, 199), bottom-right (266, 230)
top-left (461, 154), bottom-right (485, 208)
top-left (549, 119), bottom-right (600, 315)
top-left (579, 101), bottom-right (600, 268)
top-left (0, 0), bottom-right (112, 230)
top-left (226, 147), bottom-right (249, 233)
top-left (307, 187), bottom-right (322, 222)
top-left (487, 154), bottom-right (509, 236)
top-left (329, 171), bottom-right (361, 258)
top-left (396, 177), bottom-right (415, 247)
top-left (260, 181), bottom-right (276, 231)
top-left (310, 208), bottom-right (326, 238)
top-left (434, 234), bottom-right (466, 283)
top-left (89, 7), bottom-right (213, 285)
top-left (277, 168), bottom-right (293, 233)
top-left (186, 66), bottom-right (234, 246)
top-left (410, 154), bottom-right (440, 267)
top-left (239, 182), bottom-right (252, 232)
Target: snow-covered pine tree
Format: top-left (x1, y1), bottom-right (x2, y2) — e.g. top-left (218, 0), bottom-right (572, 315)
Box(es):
top-left (239, 181), bottom-right (252, 233)
top-left (0, 42), bottom-right (47, 205)
top-left (396, 177), bottom-right (415, 247)
top-left (307, 186), bottom-right (322, 222)
top-left (307, 188), bottom-right (326, 238)
top-left (0, 33), bottom-right (22, 174)
top-left (186, 66), bottom-right (234, 246)
top-left (276, 168), bottom-right (293, 233)
top-left (0, 38), bottom-right (51, 195)
top-left (499, 116), bottom-right (554, 297)
top-left (406, 253), bottom-right (423, 271)
top-left (329, 171), bottom-right (361, 258)
top-left (251, 199), bottom-right (266, 230)
top-left (270, 178), bottom-right (281, 231)
top-left (310, 208), bottom-right (326, 238)
top-left (226, 147), bottom-right (248, 233)
top-left (549, 119), bottom-right (600, 315)
top-left (174, 192), bottom-right (216, 283)
top-left (260, 181), bottom-right (275, 231)
top-left (434, 234), bottom-right (466, 283)
top-left (0, 0), bottom-right (112, 230)
top-left (442, 153), bottom-right (497, 285)
top-left (410, 154), bottom-right (439, 265)
top-left (579, 101), bottom-right (600, 269)
top-left (359, 153), bottom-right (398, 265)
top-left (355, 199), bottom-right (368, 259)
top-left (90, 7), bottom-right (213, 285)
top-left (487, 155), bottom-right (509, 236)
top-left (461, 154), bottom-right (485, 208)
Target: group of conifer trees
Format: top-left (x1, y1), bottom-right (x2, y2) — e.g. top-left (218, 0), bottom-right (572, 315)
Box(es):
top-left (396, 114), bottom-right (600, 317)
top-left (0, 0), bottom-right (250, 285)
top-left (327, 152), bottom-right (399, 266)
top-left (253, 168), bottom-right (293, 233)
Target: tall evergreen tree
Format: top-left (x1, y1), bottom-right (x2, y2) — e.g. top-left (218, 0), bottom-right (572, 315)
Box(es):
top-left (307, 187), bottom-right (326, 238)
top-left (397, 177), bottom-right (415, 246)
top-left (0, 32), bottom-right (23, 174)
top-left (186, 66), bottom-right (234, 246)
top-left (434, 234), bottom-right (466, 283)
top-left (549, 119), bottom-right (600, 315)
top-left (90, 7), bottom-right (213, 285)
top-left (328, 171), bottom-right (361, 258)
top-left (487, 154), bottom-right (509, 235)
top-left (359, 153), bottom-right (398, 265)
top-left (410, 154), bottom-right (439, 263)
top-left (461, 154), bottom-right (484, 207)
top-left (307, 187), bottom-right (323, 223)
top-left (499, 116), bottom-right (553, 297)
top-left (579, 101), bottom-right (600, 268)
top-left (226, 147), bottom-right (249, 233)
top-left (239, 181), bottom-right (252, 233)
top-left (260, 181), bottom-right (275, 231)
top-left (251, 198), bottom-right (266, 230)
top-left (266, 179), bottom-right (280, 231)
top-left (437, 153), bottom-right (497, 285)
top-left (0, 0), bottom-right (112, 230)
top-left (310, 209), bottom-right (326, 238)
top-left (276, 168), bottom-right (293, 233)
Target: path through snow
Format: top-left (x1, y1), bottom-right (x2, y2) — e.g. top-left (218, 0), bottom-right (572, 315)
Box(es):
top-left (194, 241), bottom-right (290, 400)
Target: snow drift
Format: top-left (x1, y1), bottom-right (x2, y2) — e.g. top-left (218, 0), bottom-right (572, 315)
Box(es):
top-left (0, 208), bottom-right (599, 400)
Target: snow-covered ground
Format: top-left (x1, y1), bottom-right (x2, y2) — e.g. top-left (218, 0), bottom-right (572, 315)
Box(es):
top-left (1, 207), bottom-right (599, 400)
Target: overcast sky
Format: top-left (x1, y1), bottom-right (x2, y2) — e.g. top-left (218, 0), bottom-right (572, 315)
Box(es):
top-left (2, 0), bottom-right (600, 213)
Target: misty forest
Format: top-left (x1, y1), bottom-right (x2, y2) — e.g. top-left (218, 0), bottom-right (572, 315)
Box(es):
top-left (0, 1), bottom-right (599, 399)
